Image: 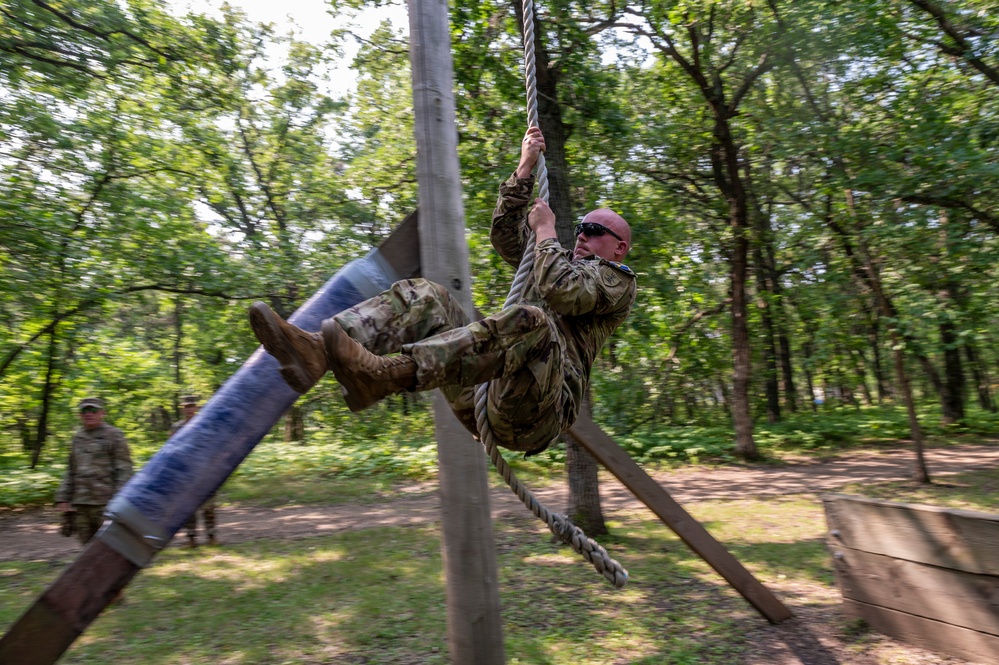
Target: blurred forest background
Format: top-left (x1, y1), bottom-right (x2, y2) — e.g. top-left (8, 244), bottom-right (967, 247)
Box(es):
top-left (2, 0), bottom-right (998, 501)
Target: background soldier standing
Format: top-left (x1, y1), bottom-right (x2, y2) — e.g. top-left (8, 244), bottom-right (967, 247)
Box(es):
top-left (55, 397), bottom-right (133, 545)
top-left (170, 394), bottom-right (219, 547)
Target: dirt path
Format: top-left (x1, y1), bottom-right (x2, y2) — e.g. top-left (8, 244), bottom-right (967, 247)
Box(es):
top-left (3, 443), bottom-right (998, 665)
top-left (3, 443), bottom-right (997, 564)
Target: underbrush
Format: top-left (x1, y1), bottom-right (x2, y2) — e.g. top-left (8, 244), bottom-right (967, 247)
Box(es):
top-left (613, 405), bottom-right (999, 467)
top-left (3, 403), bottom-right (998, 509)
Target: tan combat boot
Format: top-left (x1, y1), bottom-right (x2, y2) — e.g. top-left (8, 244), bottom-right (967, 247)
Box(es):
top-left (249, 302), bottom-right (327, 393)
top-left (321, 319), bottom-right (417, 412)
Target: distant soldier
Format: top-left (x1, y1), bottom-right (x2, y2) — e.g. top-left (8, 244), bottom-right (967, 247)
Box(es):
top-left (55, 397), bottom-right (134, 545)
top-left (170, 395), bottom-right (219, 547)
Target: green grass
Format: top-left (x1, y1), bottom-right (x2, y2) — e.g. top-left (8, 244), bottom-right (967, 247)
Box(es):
top-left (840, 466), bottom-right (999, 513)
top-left (0, 517), bottom-right (764, 664)
top-left (4, 404), bottom-right (997, 663)
top-left (6, 466), bottom-right (998, 664)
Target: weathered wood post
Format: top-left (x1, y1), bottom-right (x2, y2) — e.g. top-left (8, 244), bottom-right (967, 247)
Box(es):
top-left (406, 0), bottom-right (506, 661)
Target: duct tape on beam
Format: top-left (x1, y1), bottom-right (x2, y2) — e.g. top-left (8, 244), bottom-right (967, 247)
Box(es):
top-left (99, 496), bottom-right (170, 567)
top-left (344, 248), bottom-right (399, 299)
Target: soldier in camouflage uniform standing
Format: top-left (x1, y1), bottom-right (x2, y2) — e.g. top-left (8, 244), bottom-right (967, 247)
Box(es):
top-left (55, 397), bottom-right (134, 545)
top-left (169, 395), bottom-right (219, 547)
top-left (249, 127), bottom-right (636, 455)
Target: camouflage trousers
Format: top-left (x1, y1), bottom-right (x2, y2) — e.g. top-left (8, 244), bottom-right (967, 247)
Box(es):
top-left (334, 278), bottom-right (571, 454)
top-left (72, 504), bottom-right (107, 545)
top-left (184, 495), bottom-right (217, 538)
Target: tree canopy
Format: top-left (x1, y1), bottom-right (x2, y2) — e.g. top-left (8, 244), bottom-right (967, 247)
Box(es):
top-left (2, 0), bottom-right (997, 471)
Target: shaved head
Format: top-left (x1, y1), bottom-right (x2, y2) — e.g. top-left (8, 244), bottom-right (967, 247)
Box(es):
top-left (573, 208), bottom-right (631, 262)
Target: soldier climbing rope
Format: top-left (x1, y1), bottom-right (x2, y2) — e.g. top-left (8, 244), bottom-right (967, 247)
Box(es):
top-left (472, 0), bottom-right (628, 588)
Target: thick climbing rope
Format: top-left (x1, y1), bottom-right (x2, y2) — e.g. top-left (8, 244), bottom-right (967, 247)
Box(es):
top-left (471, 0), bottom-right (628, 589)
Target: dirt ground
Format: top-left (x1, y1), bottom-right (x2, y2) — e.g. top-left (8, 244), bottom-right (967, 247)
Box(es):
top-left (3, 442), bottom-right (998, 664)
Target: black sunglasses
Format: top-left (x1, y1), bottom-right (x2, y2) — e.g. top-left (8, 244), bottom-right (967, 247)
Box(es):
top-left (80, 406), bottom-right (100, 414)
top-left (574, 221), bottom-right (623, 242)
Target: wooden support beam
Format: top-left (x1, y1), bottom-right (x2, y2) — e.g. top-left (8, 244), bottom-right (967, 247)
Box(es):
top-left (0, 541), bottom-right (138, 665)
top-left (568, 415), bottom-right (793, 624)
top-left (406, 0), bottom-right (505, 662)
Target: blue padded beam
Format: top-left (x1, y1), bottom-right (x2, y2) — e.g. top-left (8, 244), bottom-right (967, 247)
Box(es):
top-left (101, 250), bottom-right (399, 566)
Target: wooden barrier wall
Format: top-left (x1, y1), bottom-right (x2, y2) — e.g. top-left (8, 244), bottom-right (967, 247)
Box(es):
top-left (823, 494), bottom-right (999, 664)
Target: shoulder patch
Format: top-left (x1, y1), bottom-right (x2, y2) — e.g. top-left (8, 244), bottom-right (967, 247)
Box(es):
top-left (600, 259), bottom-right (635, 276)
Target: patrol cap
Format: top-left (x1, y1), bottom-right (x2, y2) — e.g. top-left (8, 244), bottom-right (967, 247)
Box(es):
top-left (180, 394), bottom-right (200, 406)
top-left (78, 397), bottom-right (104, 411)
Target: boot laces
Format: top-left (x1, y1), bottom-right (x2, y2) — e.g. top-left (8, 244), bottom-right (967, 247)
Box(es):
top-left (371, 354), bottom-right (414, 379)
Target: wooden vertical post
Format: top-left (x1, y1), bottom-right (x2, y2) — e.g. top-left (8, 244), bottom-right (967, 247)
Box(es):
top-left (406, 0), bottom-right (506, 662)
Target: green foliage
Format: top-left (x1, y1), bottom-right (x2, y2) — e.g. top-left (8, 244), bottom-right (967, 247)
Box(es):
top-left (0, 455), bottom-right (63, 506)
top-left (2, 0), bottom-right (999, 493)
top-left (607, 406), bottom-right (999, 467)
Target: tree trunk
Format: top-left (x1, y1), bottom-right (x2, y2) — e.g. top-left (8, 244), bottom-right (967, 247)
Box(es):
top-left (174, 297), bottom-right (184, 414)
top-left (284, 406), bottom-right (304, 443)
top-left (893, 343), bottom-right (931, 482)
top-left (753, 245), bottom-right (781, 424)
top-left (31, 327), bottom-right (59, 468)
top-left (731, 232), bottom-right (757, 459)
top-left (685, 388), bottom-right (699, 422)
top-left (965, 344), bottom-right (995, 412)
top-left (803, 337), bottom-right (818, 412)
top-left (563, 394), bottom-right (607, 536)
top-left (717, 378), bottom-right (732, 419)
top-left (870, 320), bottom-right (888, 404)
top-left (915, 350), bottom-right (944, 405)
top-left (851, 348), bottom-right (873, 405)
top-left (838, 190), bottom-right (929, 483)
top-left (777, 328), bottom-right (797, 414)
top-left (939, 319), bottom-right (965, 425)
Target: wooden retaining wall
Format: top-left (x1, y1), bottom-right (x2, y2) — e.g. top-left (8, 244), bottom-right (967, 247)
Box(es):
top-left (823, 494), bottom-right (999, 664)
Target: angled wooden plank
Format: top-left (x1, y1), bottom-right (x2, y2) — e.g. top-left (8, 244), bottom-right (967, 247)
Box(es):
top-left (0, 541), bottom-right (138, 665)
top-left (568, 415), bottom-right (792, 624)
top-left (379, 209), bottom-right (421, 280)
top-left (824, 493), bottom-right (999, 575)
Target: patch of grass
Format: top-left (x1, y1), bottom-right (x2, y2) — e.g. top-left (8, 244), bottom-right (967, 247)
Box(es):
top-left (1, 516), bottom-right (764, 664)
top-left (839, 466), bottom-right (999, 513)
top-left (5, 464), bottom-right (998, 663)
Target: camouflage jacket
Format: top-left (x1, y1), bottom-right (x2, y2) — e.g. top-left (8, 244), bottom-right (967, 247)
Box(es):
top-left (54, 423), bottom-right (133, 506)
top-left (490, 173), bottom-right (637, 410)
top-left (168, 418), bottom-right (190, 436)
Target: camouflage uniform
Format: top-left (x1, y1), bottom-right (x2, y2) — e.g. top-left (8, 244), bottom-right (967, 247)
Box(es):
top-left (335, 173), bottom-right (636, 454)
top-left (54, 422), bottom-right (133, 544)
top-left (169, 416), bottom-right (217, 543)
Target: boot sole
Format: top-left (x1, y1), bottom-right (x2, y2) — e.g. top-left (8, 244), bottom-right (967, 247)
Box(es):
top-left (321, 319), bottom-right (370, 412)
top-left (249, 302), bottom-right (315, 393)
